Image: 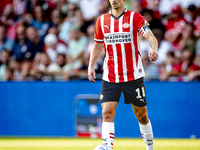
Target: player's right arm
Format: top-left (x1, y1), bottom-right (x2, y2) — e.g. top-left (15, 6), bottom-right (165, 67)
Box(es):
top-left (88, 16), bottom-right (104, 83)
top-left (88, 42), bottom-right (103, 83)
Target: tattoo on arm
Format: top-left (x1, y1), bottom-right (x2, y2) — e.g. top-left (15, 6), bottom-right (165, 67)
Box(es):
top-left (150, 39), bottom-right (153, 47)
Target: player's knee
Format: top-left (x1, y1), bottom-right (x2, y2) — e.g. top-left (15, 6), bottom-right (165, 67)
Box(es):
top-left (102, 108), bottom-right (115, 121)
top-left (137, 112), bottom-right (148, 124)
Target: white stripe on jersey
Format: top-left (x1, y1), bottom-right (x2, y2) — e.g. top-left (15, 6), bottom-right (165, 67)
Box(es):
top-left (119, 16), bottom-right (128, 82)
top-left (103, 50), bottom-right (109, 82)
top-left (130, 12), bottom-right (137, 78)
top-left (110, 17), bottom-right (119, 83)
top-left (94, 38), bottom-right (104, 42)
top-left (101, 15), bottom-right (104, 34)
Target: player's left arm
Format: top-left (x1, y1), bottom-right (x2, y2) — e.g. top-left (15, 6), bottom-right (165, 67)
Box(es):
top-left (143, 30), bottom-right (158, 62)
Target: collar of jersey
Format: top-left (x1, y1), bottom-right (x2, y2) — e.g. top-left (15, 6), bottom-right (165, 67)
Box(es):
top-left (109, 9), bottom-right (127, 20)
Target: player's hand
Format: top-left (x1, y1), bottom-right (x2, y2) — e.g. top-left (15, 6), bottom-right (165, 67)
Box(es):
top-left (149, 49), bottom-right (158, 61)
top-left (88, 68), bottom-right (96, 83)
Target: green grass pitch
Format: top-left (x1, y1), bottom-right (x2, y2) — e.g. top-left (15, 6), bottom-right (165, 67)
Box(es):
top-left (0, 138), bottom-right (199, 150)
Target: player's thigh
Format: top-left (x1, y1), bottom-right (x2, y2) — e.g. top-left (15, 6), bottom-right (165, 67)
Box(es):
top-left (100, 80), bottom-right (122, 104)
top-left (122, 77), bottom-right (147, 107)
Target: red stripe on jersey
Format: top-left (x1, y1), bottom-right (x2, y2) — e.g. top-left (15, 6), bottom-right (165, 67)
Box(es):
top-left (110, 133), bottom-right (114, 135)
top-left (94, 16), bottom-right (104, 42)
top-left (116, 44), bottom-right (124, 82)
top-left (104, 13), bottom-right (111, 34)
top-left (110, 136), bottom-right (114, 139)
top-left (124, 43), bottom-right (135, 81)
top-left (111, 143), bottom-right (113, 145)
top-left (107, 44), bottom-right (115, 82)
top-left (122, 11), bottom-right (134, 81)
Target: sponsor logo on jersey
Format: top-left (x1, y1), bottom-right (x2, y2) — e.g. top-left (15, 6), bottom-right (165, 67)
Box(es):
top-left (104, 25), bottom-right (110, 29)
top-left (104, 32), bottom-right (132, 44)
top-left (122, 23), bottom-right (130, 28)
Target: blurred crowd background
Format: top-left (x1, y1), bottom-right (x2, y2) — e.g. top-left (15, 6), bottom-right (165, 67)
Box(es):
top-left (0, 0), bottom-right (200, 82)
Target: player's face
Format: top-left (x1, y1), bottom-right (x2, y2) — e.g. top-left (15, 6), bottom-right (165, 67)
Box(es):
top-left (109, 0), bottom-right (125, 10)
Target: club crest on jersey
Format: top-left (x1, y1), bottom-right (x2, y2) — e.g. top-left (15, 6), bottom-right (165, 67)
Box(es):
top-left (122, 23), bottom-right (130, 28)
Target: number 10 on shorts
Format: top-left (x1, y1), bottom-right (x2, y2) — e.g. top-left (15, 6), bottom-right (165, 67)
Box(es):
top-left (136, 87), bottom-right (146, 99)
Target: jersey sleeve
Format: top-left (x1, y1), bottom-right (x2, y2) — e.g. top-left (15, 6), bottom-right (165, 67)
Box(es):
top-left (94, 16), bottom-right (104, 43)
top-left (135, 13), bottom-right (150, 36)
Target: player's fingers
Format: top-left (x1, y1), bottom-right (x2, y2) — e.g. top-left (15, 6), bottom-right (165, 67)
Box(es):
top-left (88, 73), bottom-right (96, 83)
top-left (150, 51), bottom-right (158, 61)
top-left (93, 70), bottom-right (96, 79)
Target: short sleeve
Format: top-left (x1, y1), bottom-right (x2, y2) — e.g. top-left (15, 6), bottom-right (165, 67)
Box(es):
top-left (94, 16), bottom-right (104, 43)
top-left (135, 13), bottom-right (150, 36)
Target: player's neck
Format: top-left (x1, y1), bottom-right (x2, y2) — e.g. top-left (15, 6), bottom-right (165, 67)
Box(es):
top-left (111, 6), bottom-right (125, 18)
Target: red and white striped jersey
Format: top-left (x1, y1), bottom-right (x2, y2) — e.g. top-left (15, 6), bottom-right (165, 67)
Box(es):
top-left (94, 9), bottom-right (150, 83)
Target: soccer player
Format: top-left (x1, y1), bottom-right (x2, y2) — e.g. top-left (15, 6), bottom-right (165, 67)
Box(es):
top-left (88, 0), bottom-right (158, 149)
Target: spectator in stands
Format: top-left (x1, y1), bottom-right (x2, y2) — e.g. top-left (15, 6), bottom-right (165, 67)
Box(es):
top-left (44, 33), bottom-right (67, 62)
top-left (140, 0), bottom-right (160, 19)
top-left (164, 5), bottom-right (187, 51)
top-left (180, 0), bottom-right (200, 11)
top-left (9, 59), bottom-right (22, 81)
top-left (158, 0), bottom-right (180, 16)
top-left (196, 39), bottom-right (200, 63)
top-left (142, 9), bottom-right (166, 35)
top-left (0, 25), bottom-right (13, 54)
top-left (62, 25), bottom-right (88, 80)
top-left (30, 5), bottom-right (51, 39)
top-left (26, 26), bottom-right (44, 60)
top-left (12, 24), bottom-right (31, 61)
top-left (30, 53), bottom-right (51, 80)
top-left (5, 65), bottom-right (14, 81)
top-left (59, 3), bottom-right (77, 44)
top-left (0, 3), bottom-right (15, 26)
top-left (20, 60), bottom-right (32, 80)
top-left (65, 25), bottom-right (87, 70)
top-left (13, 0), bottom-right (28, 20)
top-left (184, 4), bottom-right (198, 24)
top-left (193, 11), bottom-right (200, 37)
top-left (32, 52), bottom-right (42, 69)
top-left (80, 0), bottom-right (101, 21)
top-left (31, 53), bottom-right (65, 80)
top-left (48, 53), bottom-right (66, 72)
top-left (181, 24), bottom-right (198, 57)
top-left (161, 49), bottom-right (200, 81)
top-left (160, 51), bottom-right (176, 81)
top-left (143, 29), bottom-right (173, 66)
top-left (74, 9), bottom-right (88, 34)
top-left (187, 69), bottom-right (200, 81)
top-left (51, 9), bottom-right (63, 29)
top-left (142, 52), bottom-right (159, 81)
top-left (124, 0), bottom-right (135, 10)
top-left (98, 1), bottom-right (110, 16)
top-left (131, 1), bottom-right (142, 13)
top-left (85, 24), bottom-right (103, 73)
top-left (0, 50), bottom-right (10, 81)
